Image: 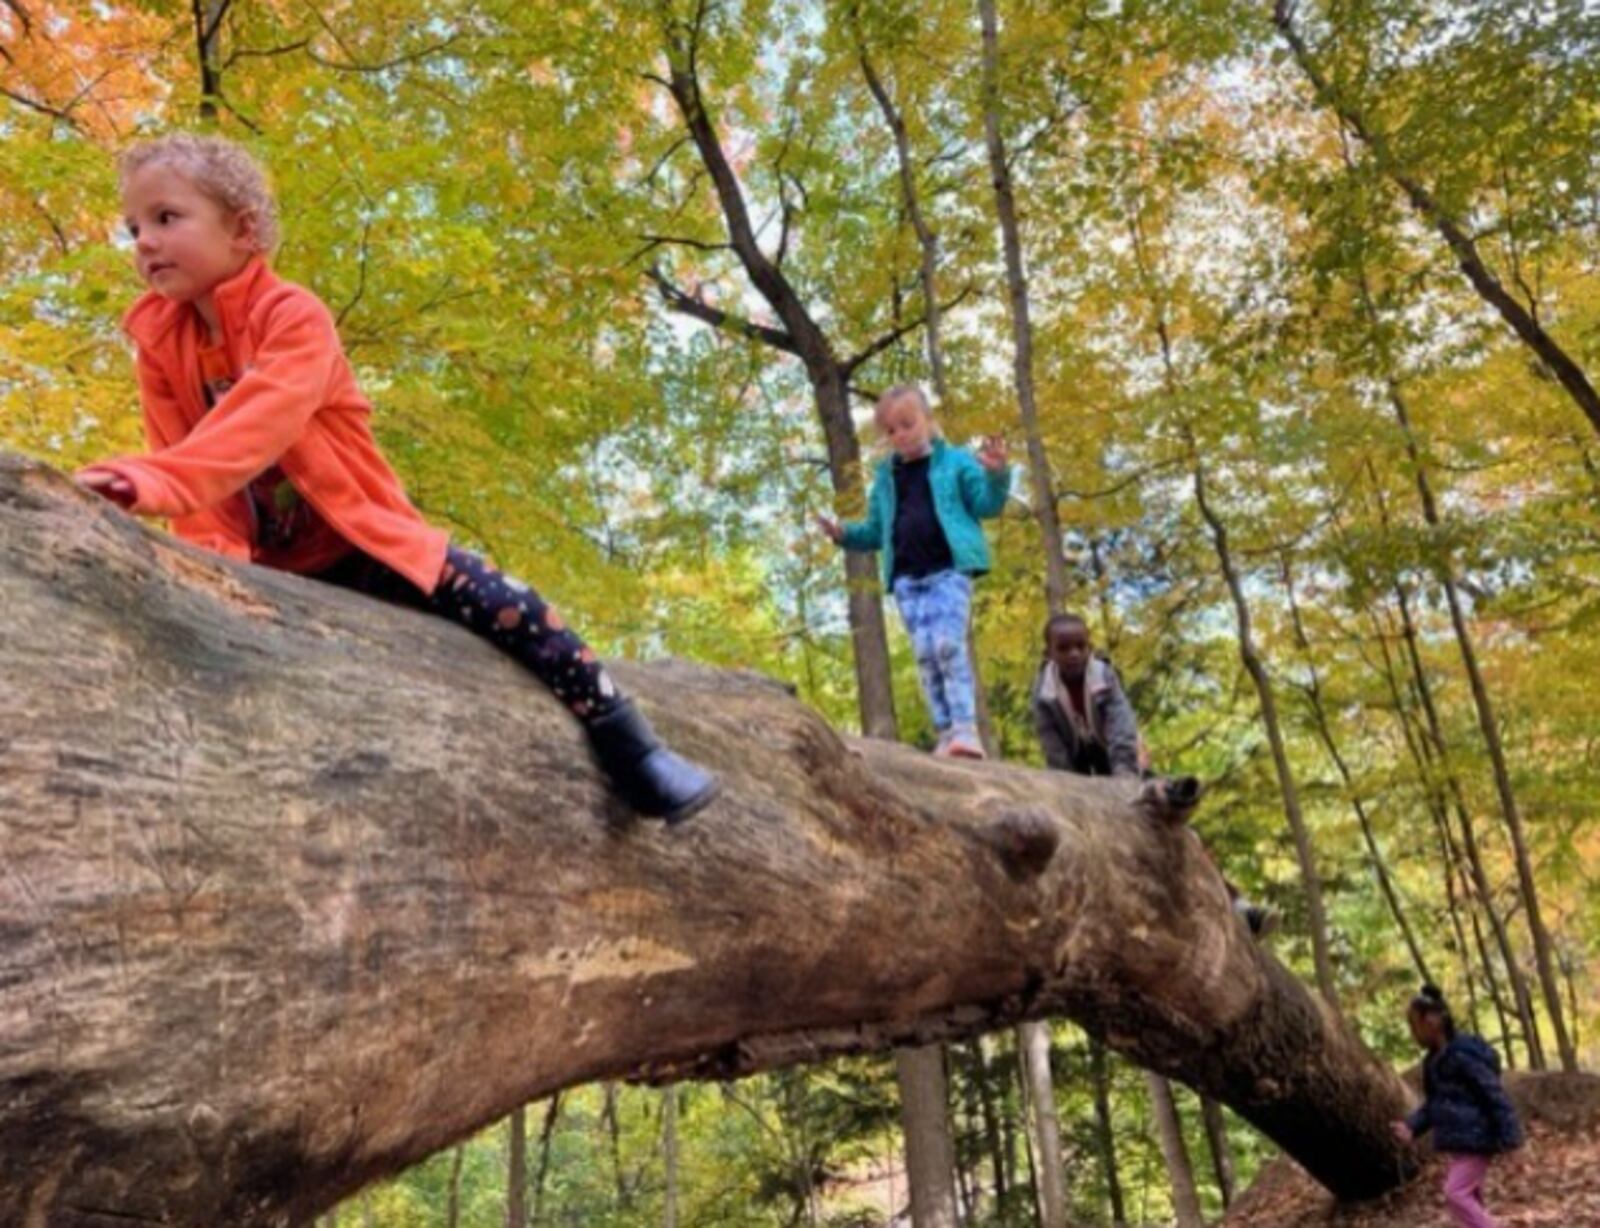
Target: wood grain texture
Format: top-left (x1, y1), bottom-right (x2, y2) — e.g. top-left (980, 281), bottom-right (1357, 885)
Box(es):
top-left (0, 453), bottom-right (1414, 1224)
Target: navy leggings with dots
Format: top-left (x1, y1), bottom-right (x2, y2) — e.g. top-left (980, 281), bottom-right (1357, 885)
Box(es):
top-left (314, 545), bottom-right (620, 721)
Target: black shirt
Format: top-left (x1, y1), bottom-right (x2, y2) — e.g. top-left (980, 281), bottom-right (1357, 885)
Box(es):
top-left (891, 455), bottom-right (954, 580)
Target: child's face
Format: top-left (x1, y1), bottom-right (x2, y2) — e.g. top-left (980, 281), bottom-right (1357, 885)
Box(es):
top-left (876, 395), bottom-right (934, 461)
top-left (1407, 1008), bottom-right (1441, 1048)
top-left (1046, 621), bottom-right (1093, 682)
top-left (122, 162), bottom-right (255, 305)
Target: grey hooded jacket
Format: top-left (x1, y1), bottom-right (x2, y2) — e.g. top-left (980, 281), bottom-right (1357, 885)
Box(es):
top-left (1032, 656), bottom-right (1141, 778)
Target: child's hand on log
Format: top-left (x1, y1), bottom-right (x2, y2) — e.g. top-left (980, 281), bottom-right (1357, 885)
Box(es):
top-left (75, 468), bottom-right (136, 510)
top-left (816, 514), bottom-right (844, 544)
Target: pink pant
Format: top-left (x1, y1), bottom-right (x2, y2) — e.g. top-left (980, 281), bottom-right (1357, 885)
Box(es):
top-left (1442, 1154), bottom-right (1499, 1228)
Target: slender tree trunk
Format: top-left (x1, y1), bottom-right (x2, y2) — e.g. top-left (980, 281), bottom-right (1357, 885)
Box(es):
top-left (663, 1086), bottom-right (679, 1228)
top-left (532, 1095), bottom-right (563, 1226)
top-left (969, 1038), bottom-right (1010, 1209)
top-left (1192, 461), bottom-right (1341, 1009)
top-left (1089, 1039), bottom-right (1128, 1226)
top-left (446, 1145), bottom-right (465, 1228)
top-left (1370, 498), bottom-right (1547, 1068)
top-left (193, 0), bottom-right (226, 120)
top-left (1019, 1022), bottom-right (1070, 1228)
top-left (506, 1106), bottom-right (528, 1228)
top-left (978, 0), bottom-right (1071, 613)
top-left (1200, 1096), bottom-right (1236, 1209)
top-left (1352, 319), bottom-right (1574, 1067)
top-left (1144, 1073), bottom-right (1204, 1228)
top-left (897, 1046), bottom-right (962, 1228)
top-left (1281, 553), bottom-right (1432, 985)
top-left (1275, 2), bottom-right (1600, 439)
top-left (978, 12), bottom-right (1080, 1202)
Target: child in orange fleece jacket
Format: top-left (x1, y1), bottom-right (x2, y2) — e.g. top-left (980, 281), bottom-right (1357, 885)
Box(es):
top-left (78, 134), bottom-right (717, 824)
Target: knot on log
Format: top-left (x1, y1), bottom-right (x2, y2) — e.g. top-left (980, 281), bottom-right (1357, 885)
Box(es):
top-left (1137, 776), bottom-right (1203, 825)
top-left (980, 808), bottom-right (1061, 881)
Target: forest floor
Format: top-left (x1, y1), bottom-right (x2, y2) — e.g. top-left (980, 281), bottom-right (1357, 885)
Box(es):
top-left (1221, 1071), bottom-right (1600, 1228)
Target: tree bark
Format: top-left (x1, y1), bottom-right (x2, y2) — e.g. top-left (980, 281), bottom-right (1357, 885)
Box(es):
top-left (506, 1107), bottom-right (528, 1228)
top-left (662, 1086), bottom-right (678, 1228)
top-left (1088, 1039), bottom-right (1127, 1226)
top-left (895, 1047), bottom-right (961, 1228)
top-left (978, 0), bottom-right (1072, 614)
top-left (1144, 1073), bottom-right (1203, 1228)
top-left (0, 455), bottom-right (1418, 1225)
top-left (446, 1145), bottom-right (465, 1228)
top-left (532, 1095), bottom-right (562, 1225)
top-left (1199, 1096), bottom-right (1236, 1208)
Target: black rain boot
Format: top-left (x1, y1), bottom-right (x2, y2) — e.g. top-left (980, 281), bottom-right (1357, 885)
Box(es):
top-left (584, 699), bottom-right (719, 825)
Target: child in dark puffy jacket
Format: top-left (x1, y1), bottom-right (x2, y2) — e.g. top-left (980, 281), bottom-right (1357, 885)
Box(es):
top-left (1393, 984), bottom-right (1523, 1228)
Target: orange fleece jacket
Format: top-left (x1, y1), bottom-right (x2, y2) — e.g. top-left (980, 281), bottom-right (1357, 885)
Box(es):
top-left (88, 257), bottom-right (448, 593)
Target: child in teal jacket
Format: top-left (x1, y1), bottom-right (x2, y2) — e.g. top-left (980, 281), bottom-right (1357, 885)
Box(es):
top-left (820, 386), bottom-right (1011, 757)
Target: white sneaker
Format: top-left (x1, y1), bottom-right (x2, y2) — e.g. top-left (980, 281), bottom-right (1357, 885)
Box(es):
top-left (944, 728), bottom-right (987, 760)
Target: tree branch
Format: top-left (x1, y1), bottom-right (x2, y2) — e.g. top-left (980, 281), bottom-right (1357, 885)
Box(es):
top-left (844, 284), bottom-right (974, 375)
top-left (647, 266), bottom-right (799, 356)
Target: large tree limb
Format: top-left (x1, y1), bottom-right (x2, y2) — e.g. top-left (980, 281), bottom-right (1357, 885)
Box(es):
top-left (0, 454), bottom-right (1414, 1225)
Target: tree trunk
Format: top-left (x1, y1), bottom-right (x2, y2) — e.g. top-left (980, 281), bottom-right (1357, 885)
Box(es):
top-left (1370, 499), bottom-right (1546, 1068)
top-left (1280, 553), bottom-right (1432, 986)
top-left (446, 1145), bottom-right (465, 1228)
top-left (0, 455), bottom-right (1418, 1225)
top-left (1191, 461), bottom-right (1341, 1010)
top-left (969, 1038), bottom-right (1009, 1209)
top-left (506, 1107), bottom-right (528, 1228)
top-left (662, 1086), bottom-right (679, 1228)
top-left (978, 0), bottom-right (1071, 613)
top-left (896, 1047), bottom-right (962, 1228)
top-left (1144, 1073), bottom-right (1203, 1228)
top-left (1199, 1096), bottom-right (1236, 1208)
top-left (1372, 387), bottom-right (1575, 1070)
top-left (1088, 1039), bottom-right (1128, 1226)
top-left (1018, 1022), bottom-right (1070, 1228)
top-left (532, 1095), bottom-right (562, 1225)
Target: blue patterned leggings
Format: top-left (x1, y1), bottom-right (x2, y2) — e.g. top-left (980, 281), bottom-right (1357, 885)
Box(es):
top-left (892, 569), bottom-right (976, 733)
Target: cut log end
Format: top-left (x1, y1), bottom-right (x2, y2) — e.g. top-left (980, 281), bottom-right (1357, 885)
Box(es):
top-left (1138, 775), bottom-right (1204, 825)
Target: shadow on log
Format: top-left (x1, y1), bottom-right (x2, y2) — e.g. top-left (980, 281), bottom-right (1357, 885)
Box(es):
top-left (0, 454), bottom-right (1415, 1226)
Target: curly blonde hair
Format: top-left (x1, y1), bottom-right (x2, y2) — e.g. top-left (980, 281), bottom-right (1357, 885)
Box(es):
top-left (119, 134), bottom-right (280, 253)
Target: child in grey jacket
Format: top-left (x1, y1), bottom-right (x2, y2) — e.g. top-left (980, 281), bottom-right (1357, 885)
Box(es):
top-left (1032, 613), bottom-right (1142, 777)
top-left (1032, 613), bottom-right (1274, 936)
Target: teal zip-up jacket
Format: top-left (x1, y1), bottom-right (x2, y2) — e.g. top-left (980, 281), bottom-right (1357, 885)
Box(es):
top-left (839, 438), bottom-right (1012, 586)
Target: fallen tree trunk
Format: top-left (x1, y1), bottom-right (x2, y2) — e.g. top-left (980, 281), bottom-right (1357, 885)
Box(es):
top-left (0, 454), bottom-right (1415, 1225)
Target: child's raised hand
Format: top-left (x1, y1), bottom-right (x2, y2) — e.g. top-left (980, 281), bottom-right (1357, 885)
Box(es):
top-left (75, 468), bottom-right (136, 510)
top-left (1390, 1121), bottom-right (1413, 1144)
top-left (978, 435), bottom-right (1009, 472)
top-left (816, 514), bottom-right (844, 544)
